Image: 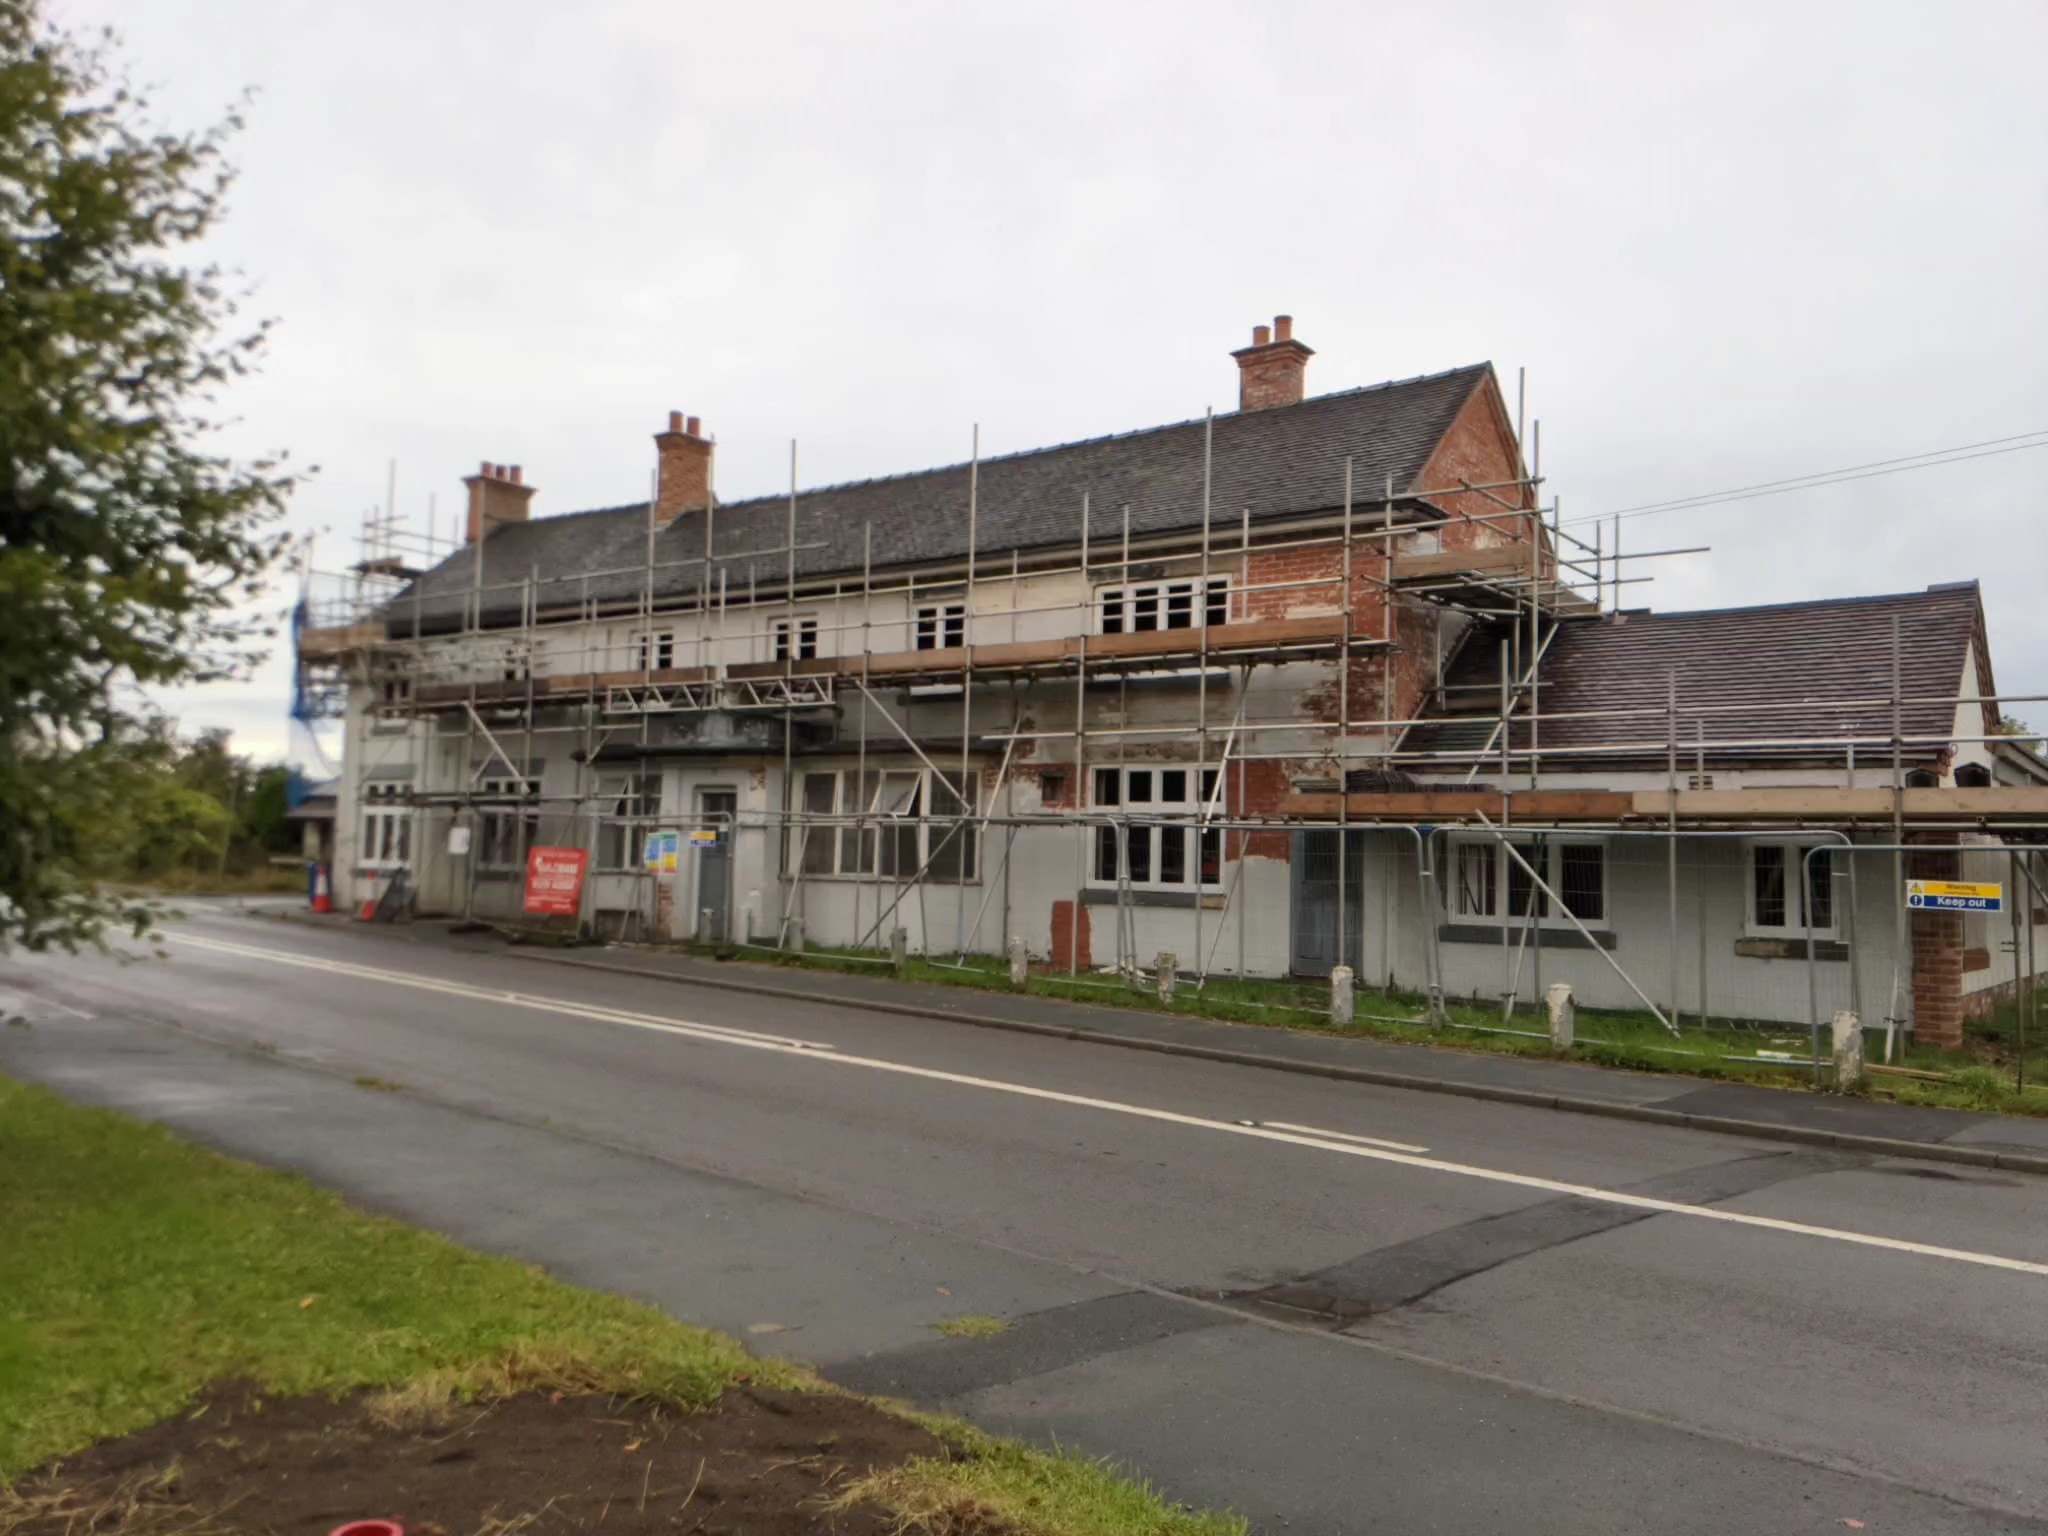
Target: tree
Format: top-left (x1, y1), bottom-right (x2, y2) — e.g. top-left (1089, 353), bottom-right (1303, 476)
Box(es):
top-left (1998, 715), bottom-right (2045, 757)
top-left (0, 2), bottom-right (296, 950)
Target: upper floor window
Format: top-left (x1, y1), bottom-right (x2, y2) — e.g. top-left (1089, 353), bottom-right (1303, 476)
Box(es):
top-left (773, 616), bottom-right (819, 662)
top-left (1748, 843), bottom-right (1837, 936)
top-left (500, 641), bottom-right (531, 682)
top-left (916, 603), bottom-right (966, 650)
top-left (1091, 766), bottom-right (1223, 891)
top-left (1099, 577), bottom-right (1229, 636)
top-left (636, 629), bottom-right (675, 672)
top-left (1450, 837), bottom-right (1606, 927)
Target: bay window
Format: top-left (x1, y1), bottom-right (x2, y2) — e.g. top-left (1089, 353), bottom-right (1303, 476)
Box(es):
top-left (1091, 766), bottom-right (1223, 891)
top-left (794, 765), bottom-right (979, 879)
top-left (1450, 837), bottom-right (1606, 926)
top-left (477, 775), bottom-right (540, 870)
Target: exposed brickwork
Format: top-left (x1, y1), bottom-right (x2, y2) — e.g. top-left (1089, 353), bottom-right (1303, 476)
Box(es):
top-left (464, 462), bottom-right (536, 543)
top-left (654, 412), bottom-right (713, 526)
top-left (1963, 946), bottom-right (1992, 974)
top-left (1231, 317), bottom-right (1314, 412)
top-left (1050, 898), bottom-right (1091, 971)
top-left (1908, 838), bottom-right (1965, 1048)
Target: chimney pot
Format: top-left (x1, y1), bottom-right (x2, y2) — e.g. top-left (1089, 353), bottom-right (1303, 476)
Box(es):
top-left (667, 410), bottom-right (683, 434)
top-left (480, 459), bottom-right (492, 475)
top-left (1232, 313), bottom-right (1314, 412)
top-left (509, 465), bottom-right (522, 485)
top-left (464, 457), bottom-right (537, 542)
top-left (685, 415), bottom-right (702, 437)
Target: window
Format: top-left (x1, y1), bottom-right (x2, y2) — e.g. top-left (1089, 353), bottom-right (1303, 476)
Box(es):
top-left (772, 616), bottom-right (819, 662)
top-left (1099, 577), bottom-right (1229, 635)
top-left (1090, 766), bottom-right (1223, 891)
top-left (1450, 838), bottom-right (1606, 926)
top-left (500, 642), bottom-right (531, 682)
top-left (635, 630), bottom-right (675, 672)
top-left (916, 603), bottom-right (966, 650)
top-left (373, 673), bottom-right (412, 714)
top-left (597, 773), bottom-right (661, 870)
top-left (791, 766), bottom-right (979, 879)
top-left (1039, 770), bottom-right (1069, 808)
top-left (1749, 843), bottom-right (1836, 935)
top-left (477, 774), bottom-right (539, 870)
top-left (360, 782), bottom-right (412, 868)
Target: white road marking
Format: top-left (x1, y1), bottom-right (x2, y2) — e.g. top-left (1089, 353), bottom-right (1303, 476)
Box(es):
top-left (1253, 1120), bottom-right (1430, 1154)
top-left (163, 931), bottom-right (2048, 1281)
top-left (0, 985), bottom-right (94, 1021)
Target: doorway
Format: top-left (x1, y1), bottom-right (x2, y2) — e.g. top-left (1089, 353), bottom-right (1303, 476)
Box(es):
top-left (1290, 830), bottom-right (1366, 977)
top-left (694, 788), bottom-right (737, 941)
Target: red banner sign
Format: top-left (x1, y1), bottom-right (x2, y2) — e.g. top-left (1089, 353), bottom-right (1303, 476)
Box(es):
top-left (523, 846), bottom-right (589, 917)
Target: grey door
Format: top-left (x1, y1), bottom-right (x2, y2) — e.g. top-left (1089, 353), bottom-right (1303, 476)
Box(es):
top-left (1291, 830), bottom-right (1366, 977)
top-left (695, 789), bottom-right (737, 940)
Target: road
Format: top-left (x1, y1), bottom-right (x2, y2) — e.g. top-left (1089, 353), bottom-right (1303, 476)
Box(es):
top-left (6, 903), bottom-right (2048, 1534)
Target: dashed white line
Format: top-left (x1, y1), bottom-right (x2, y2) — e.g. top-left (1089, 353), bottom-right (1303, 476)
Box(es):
top-left (161, 930), bottom-right (2048, 1281)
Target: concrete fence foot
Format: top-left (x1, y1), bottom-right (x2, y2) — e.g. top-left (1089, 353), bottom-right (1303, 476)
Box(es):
top-left (889, 926), bottom-right (908, 978)
top-left (1832, 1009), bottom-right (1867, 1092)
top-left (1007, 936), bottom-right (1028, 988)
top-left (1546, 982), bottom-right (1576, 1050)
top-left (1156, 952), bottom-right (1177, 1005)
top-left (1330, 965), bottom-right (1355, 1026)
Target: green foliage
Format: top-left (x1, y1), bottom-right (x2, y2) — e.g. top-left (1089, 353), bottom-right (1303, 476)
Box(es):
top-left (0, 2), bottom-right (297, 952)
top-left (1997, 714), bottom-right (2045, 756)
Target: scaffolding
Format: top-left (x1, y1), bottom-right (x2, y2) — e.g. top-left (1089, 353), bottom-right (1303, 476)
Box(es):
top-left (294, 392), bottom-right (2048, 1055)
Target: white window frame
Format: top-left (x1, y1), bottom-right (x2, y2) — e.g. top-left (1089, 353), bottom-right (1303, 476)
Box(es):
top-left (476, 774), bottom-right (539, 871)
top-left (1098, 576), bottom-right (1229, 636)
top-left (792, 765), bottom-right (979, 881)
top-left (635, 629), bottom-right (675, 672)
top-left (915, 602), bottom-right (966, 650)
top-left (1089, 765), bottom-right (1224, 893)
top-left (596, 772), bottom-right (662, 871)
top-left (1446, 835), bottom-right (1609, 929)
top-left (772, 615), bottom-right (820, 662)
top-left (500, 640), bottom-right (531, 682)
top-left (360, 781), bottom-right (413, 869)
top-left (1745, 841), bottom-right (1840, 938)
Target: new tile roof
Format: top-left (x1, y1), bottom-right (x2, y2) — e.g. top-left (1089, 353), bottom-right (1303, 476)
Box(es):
top-left (1413, 583), bottom-right (1986, 768)
top-left (391, 363), bottom-right (1493, 630)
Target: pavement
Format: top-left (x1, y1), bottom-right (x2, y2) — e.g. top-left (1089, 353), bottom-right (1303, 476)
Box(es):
top-left (6, 899), bottom-right (2048, 1534)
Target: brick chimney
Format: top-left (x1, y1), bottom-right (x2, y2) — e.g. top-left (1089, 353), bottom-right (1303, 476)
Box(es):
top-left (464, 462), bottom-right (536, 543)
top-left (654, 412), bottom-right (714, 526)
top-left (1231, 314), bottom-right (1315, 411)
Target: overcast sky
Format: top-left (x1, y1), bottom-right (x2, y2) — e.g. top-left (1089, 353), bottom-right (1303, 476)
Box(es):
top-left (73, 0), bottom-right (2048, 761)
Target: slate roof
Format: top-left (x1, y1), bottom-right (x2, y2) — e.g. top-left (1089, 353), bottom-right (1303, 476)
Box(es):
top-left (1412, 583), bottom-right (1987, 768)
top-left (390, 363), bottom-right (1493, 631)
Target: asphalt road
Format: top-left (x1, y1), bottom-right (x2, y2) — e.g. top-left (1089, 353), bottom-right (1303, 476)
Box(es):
top-left (7, 903), bottom-right (2048, 1535)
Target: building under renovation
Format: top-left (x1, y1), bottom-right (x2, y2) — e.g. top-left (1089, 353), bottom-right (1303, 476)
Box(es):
top-left (296, 316), bottom-right (2048, 1048)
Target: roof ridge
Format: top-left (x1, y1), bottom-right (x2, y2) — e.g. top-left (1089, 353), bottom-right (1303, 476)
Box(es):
top-left (697, 360), bottom-right (1494, 513)
top-left (1633, 583), bottom-right (1979, 623)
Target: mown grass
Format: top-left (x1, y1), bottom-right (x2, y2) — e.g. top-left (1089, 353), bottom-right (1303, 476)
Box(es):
top-left (713, 938), bottom-right (2048, 1117)
top-left (0, 1076), bottom-right (1245, 1534)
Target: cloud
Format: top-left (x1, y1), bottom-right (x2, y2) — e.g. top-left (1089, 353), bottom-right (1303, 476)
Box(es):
top-left (79, 0), bottom-right (2048, 749)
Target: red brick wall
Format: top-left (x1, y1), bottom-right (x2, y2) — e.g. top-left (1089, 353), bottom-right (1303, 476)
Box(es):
top-left (1050, 898), bottom-right (1091, 970)
top-left (1908, 839), bottom-right (1965, 1048)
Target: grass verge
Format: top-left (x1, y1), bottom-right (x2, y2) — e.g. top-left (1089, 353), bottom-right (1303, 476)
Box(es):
top-left (0, 1075), bottom-right (1242, 1534)
top-left (702, 939), bottom-right (2048, 1117)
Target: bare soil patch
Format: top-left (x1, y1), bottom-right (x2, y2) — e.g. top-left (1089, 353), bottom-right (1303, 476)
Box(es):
top-left (4, 1383), bottom-right (1010, 1536)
